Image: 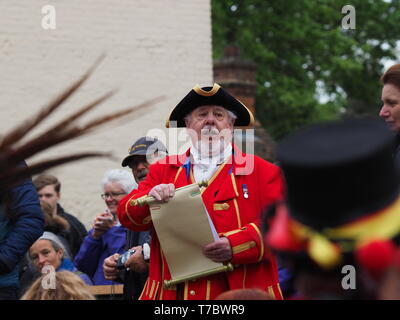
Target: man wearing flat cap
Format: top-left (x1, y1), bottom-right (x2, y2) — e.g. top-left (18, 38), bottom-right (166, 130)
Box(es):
top-left (118, 84), bottom-right (284, 300)
top-left (103, 137), bottom-right (167, 300)
top-left (121, 136), bottom-right (168, 183)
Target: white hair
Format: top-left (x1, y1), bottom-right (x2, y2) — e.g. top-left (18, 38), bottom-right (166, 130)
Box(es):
top-left (184, 107), bottom-right (237, 125)
top-left (227, 110), bottom-right (237, 123)
top-left (101, 169), bottom-right (137, 193)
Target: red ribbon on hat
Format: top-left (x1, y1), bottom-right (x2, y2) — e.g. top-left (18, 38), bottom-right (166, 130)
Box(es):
top-left (355, 239), bottom-right (397, 279)
top-left (265, 203), bottom-right (304, 252)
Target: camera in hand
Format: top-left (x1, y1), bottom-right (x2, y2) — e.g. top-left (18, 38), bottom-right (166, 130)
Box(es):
top-left (116, 249), bottom-right (136, 270)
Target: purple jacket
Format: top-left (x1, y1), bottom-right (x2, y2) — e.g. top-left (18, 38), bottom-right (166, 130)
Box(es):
top-left (74, 225), bottom-right (126, 285)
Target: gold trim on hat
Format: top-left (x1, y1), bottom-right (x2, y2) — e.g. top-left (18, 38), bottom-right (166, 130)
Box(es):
top-left (241, 102), bottom-right (255, 128)
top-left (193, 82), bottom-right (254, 127)
top-left (165, 117), bottom-right (171, 128)
top-left (129, 144), bottom-right (147, 152)
top-left (193, 83), bottom-right (221, 96)
top-left (165, 83), bottom-right (255, 128)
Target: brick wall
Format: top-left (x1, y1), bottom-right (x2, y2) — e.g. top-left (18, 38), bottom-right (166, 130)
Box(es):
top-left (0, 0), bottom-right (213, 227)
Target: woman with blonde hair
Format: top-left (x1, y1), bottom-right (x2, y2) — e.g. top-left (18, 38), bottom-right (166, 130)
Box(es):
top-left (21, 271), bottom-right (95, 300)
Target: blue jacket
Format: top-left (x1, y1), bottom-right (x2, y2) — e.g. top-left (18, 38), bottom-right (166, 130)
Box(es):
top-left (0, 165), bottom-right (44, 288)
top-left (278, 263), bottom-right (295, 298)
top-left (74, 225), bottom-right (126, 285)
top-left (58, 258), bottom-right (93, 285)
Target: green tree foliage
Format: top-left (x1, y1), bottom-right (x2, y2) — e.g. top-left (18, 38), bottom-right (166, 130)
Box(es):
top-left (212, 0), bottom-right (400, 140)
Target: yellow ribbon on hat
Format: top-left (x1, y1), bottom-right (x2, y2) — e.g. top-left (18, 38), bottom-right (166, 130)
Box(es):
top-left (324, 196), bottom-right (400, 245)
top-left (308, 233), bottom-right (342, 269)
top-left (289, 219), bottom-right (342, 269)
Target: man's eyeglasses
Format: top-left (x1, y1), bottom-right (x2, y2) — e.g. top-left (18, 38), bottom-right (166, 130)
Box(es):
top-left (101, 192), bottom-right (126, 200)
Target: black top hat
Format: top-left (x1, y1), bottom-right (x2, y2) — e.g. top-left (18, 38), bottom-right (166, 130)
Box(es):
top-left (121, 137), bottom-right (167, 167)
top-left (165, 83), bottom-right (254, 128)
top-left (264, 118), bottom-right (400, 275)
top-left (278, 118), bottom-right (399, 230)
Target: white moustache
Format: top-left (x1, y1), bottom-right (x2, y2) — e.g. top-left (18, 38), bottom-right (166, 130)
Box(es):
top-left (201, 126), bottom-right (219, 137)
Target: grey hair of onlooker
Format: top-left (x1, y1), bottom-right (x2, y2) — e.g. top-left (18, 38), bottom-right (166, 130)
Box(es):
top-left (101, 169), bottom-right (137, 193)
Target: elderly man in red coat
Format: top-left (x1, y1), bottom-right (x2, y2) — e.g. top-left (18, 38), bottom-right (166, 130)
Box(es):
top-left (117, 84), bottom-right (284, 300)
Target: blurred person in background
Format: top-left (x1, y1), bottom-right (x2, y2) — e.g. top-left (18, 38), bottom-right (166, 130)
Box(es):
top-left (216, 288), bottom-right (273, 300)
top-left (121, 136), bottom-right (168, 183)
top-left (264, 118), bottom-right (400, 300)
top-left (33, 174), bottom-right (87, 258)
top-left (103, 137), bottom-right (166, 300)
top-left (40, 201), bottom-right (72, 255)
top-left (0, 161), bottom-right (44, 300)
top-left (27, 232), bottom-right (92, 288)
top-left (379, 64), bottom-right (400, 166)
top-left (74, 169), bottom-right (136, 285)
top-left (21, 271), bottom-right (95, 300)
top-left (19, 201), bottom-right (72, 296)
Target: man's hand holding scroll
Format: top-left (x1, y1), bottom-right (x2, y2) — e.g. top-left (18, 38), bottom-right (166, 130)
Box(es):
top-left (149, 183), bottom-right (175, 203)
top-left (149, 183), bottom-right (232, 263)
top-left (203, 237), bottom-right (232, 263)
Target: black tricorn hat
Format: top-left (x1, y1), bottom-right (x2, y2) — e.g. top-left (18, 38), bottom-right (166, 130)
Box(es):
top-left (165, 83), bottom-right (254, 128)
top-left (278, 118), bottom-right (399, 230)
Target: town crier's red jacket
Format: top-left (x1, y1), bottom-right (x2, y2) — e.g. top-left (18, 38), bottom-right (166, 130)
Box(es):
top-left (117, 145), bottom-right (285, 300)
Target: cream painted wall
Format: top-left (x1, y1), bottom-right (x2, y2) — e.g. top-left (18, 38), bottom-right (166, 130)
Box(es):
top-left (0, 0), bottom-right (213, 227)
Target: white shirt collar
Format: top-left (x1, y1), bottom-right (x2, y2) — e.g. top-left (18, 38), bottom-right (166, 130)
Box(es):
top-left (190, 144), bottom-right (233, 183)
